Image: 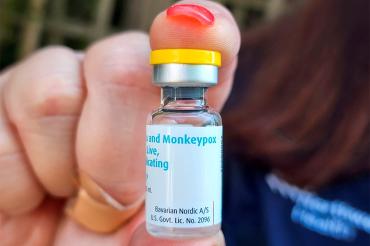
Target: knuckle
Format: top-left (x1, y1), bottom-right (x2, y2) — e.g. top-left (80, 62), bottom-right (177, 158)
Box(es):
top-left (31, 75), bottom-right (84, 118)
top-left (5, 45), bottom-right (84, 122)
top-left (84, 32), bottom-right (151, 87)
top-left (36, 45), bottom-right (76, 60)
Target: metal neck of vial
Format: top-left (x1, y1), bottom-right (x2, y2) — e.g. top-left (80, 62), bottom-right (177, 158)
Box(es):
top-left (153, 63), bottom-right (218, 110)
top-left (153, 63), bottom-right (218, 87)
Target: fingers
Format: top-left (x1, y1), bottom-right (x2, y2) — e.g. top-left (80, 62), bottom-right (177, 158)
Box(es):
top-left (0, 0), bottom-right (240, 230)
top-left (78, 32), bottom-right (154, 206)
top-left (150, 0), bottom-right (241, 109)
top-left (0, 70), bottom-right (44, 215)
top-left (4, 47), bottom-right (84, 198)
top-left (0, 199), bottom-right (62, 245)
top-left (54, 204), bottom-right (145, 245)
top-left (130, 224), bottom-right (225, 246)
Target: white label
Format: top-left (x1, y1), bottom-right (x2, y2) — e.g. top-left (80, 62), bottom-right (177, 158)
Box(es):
top-left (146, 125), bottom-right (222, 228)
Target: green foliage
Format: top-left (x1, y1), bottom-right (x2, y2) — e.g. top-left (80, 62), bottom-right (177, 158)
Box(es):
top-left (0, 0), bottom-right (29, 68)
top-left (0, 0), bottom-right (271, 70)
top-left (2, 0), bottom-right (30, 14)
top-left (65, 0), bottom-right (99, 23)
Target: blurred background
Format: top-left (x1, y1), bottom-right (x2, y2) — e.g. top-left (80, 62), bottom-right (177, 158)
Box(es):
top-left (0, 0), bottom-right (302, 70)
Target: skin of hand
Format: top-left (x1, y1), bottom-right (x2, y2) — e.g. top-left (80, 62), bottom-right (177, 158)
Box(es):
top-left (0, 0), bottom-right (240, 245)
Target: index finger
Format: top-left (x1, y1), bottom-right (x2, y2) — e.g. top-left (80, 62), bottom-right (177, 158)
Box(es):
top-left (151, 0), bottom-right (241, 109)
top-left (151, 0), bottom-right (240, 66)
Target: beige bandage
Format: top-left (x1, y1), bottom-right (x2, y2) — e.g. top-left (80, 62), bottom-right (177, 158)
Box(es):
top-left (66, 172), bottom-right (144, 233)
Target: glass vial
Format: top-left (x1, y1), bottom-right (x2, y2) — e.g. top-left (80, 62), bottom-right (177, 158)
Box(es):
top-left (146, 49), bottom-right (223, 239)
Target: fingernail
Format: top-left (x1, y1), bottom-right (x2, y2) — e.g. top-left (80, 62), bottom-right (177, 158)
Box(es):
top-left (167, 4), bottom-right (215, 26)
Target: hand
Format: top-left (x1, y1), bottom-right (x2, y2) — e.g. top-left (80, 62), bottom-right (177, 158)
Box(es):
top-left (0, 1), bottom-right (240, 245)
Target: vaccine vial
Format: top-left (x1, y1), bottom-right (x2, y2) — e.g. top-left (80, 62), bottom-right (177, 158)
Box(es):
top-left (146, 49), bottom-right (222, 239)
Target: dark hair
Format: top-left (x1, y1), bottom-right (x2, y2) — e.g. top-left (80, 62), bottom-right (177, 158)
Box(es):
top-left (224, 0), bottom-right (369, 188)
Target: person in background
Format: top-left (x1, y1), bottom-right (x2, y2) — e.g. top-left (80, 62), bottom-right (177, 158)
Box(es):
top-left (0, 0), bottom-right (368, 245)
top-left (222, 0), bottom-right (369, 244)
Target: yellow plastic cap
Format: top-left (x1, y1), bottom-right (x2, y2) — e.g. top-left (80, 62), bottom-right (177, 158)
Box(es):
top-left (150, 49), bottom-right (221, 67)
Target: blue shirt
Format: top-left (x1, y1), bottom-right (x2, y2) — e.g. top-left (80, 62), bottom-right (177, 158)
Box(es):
top-left (222, 156), bottom-right (370, 245)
